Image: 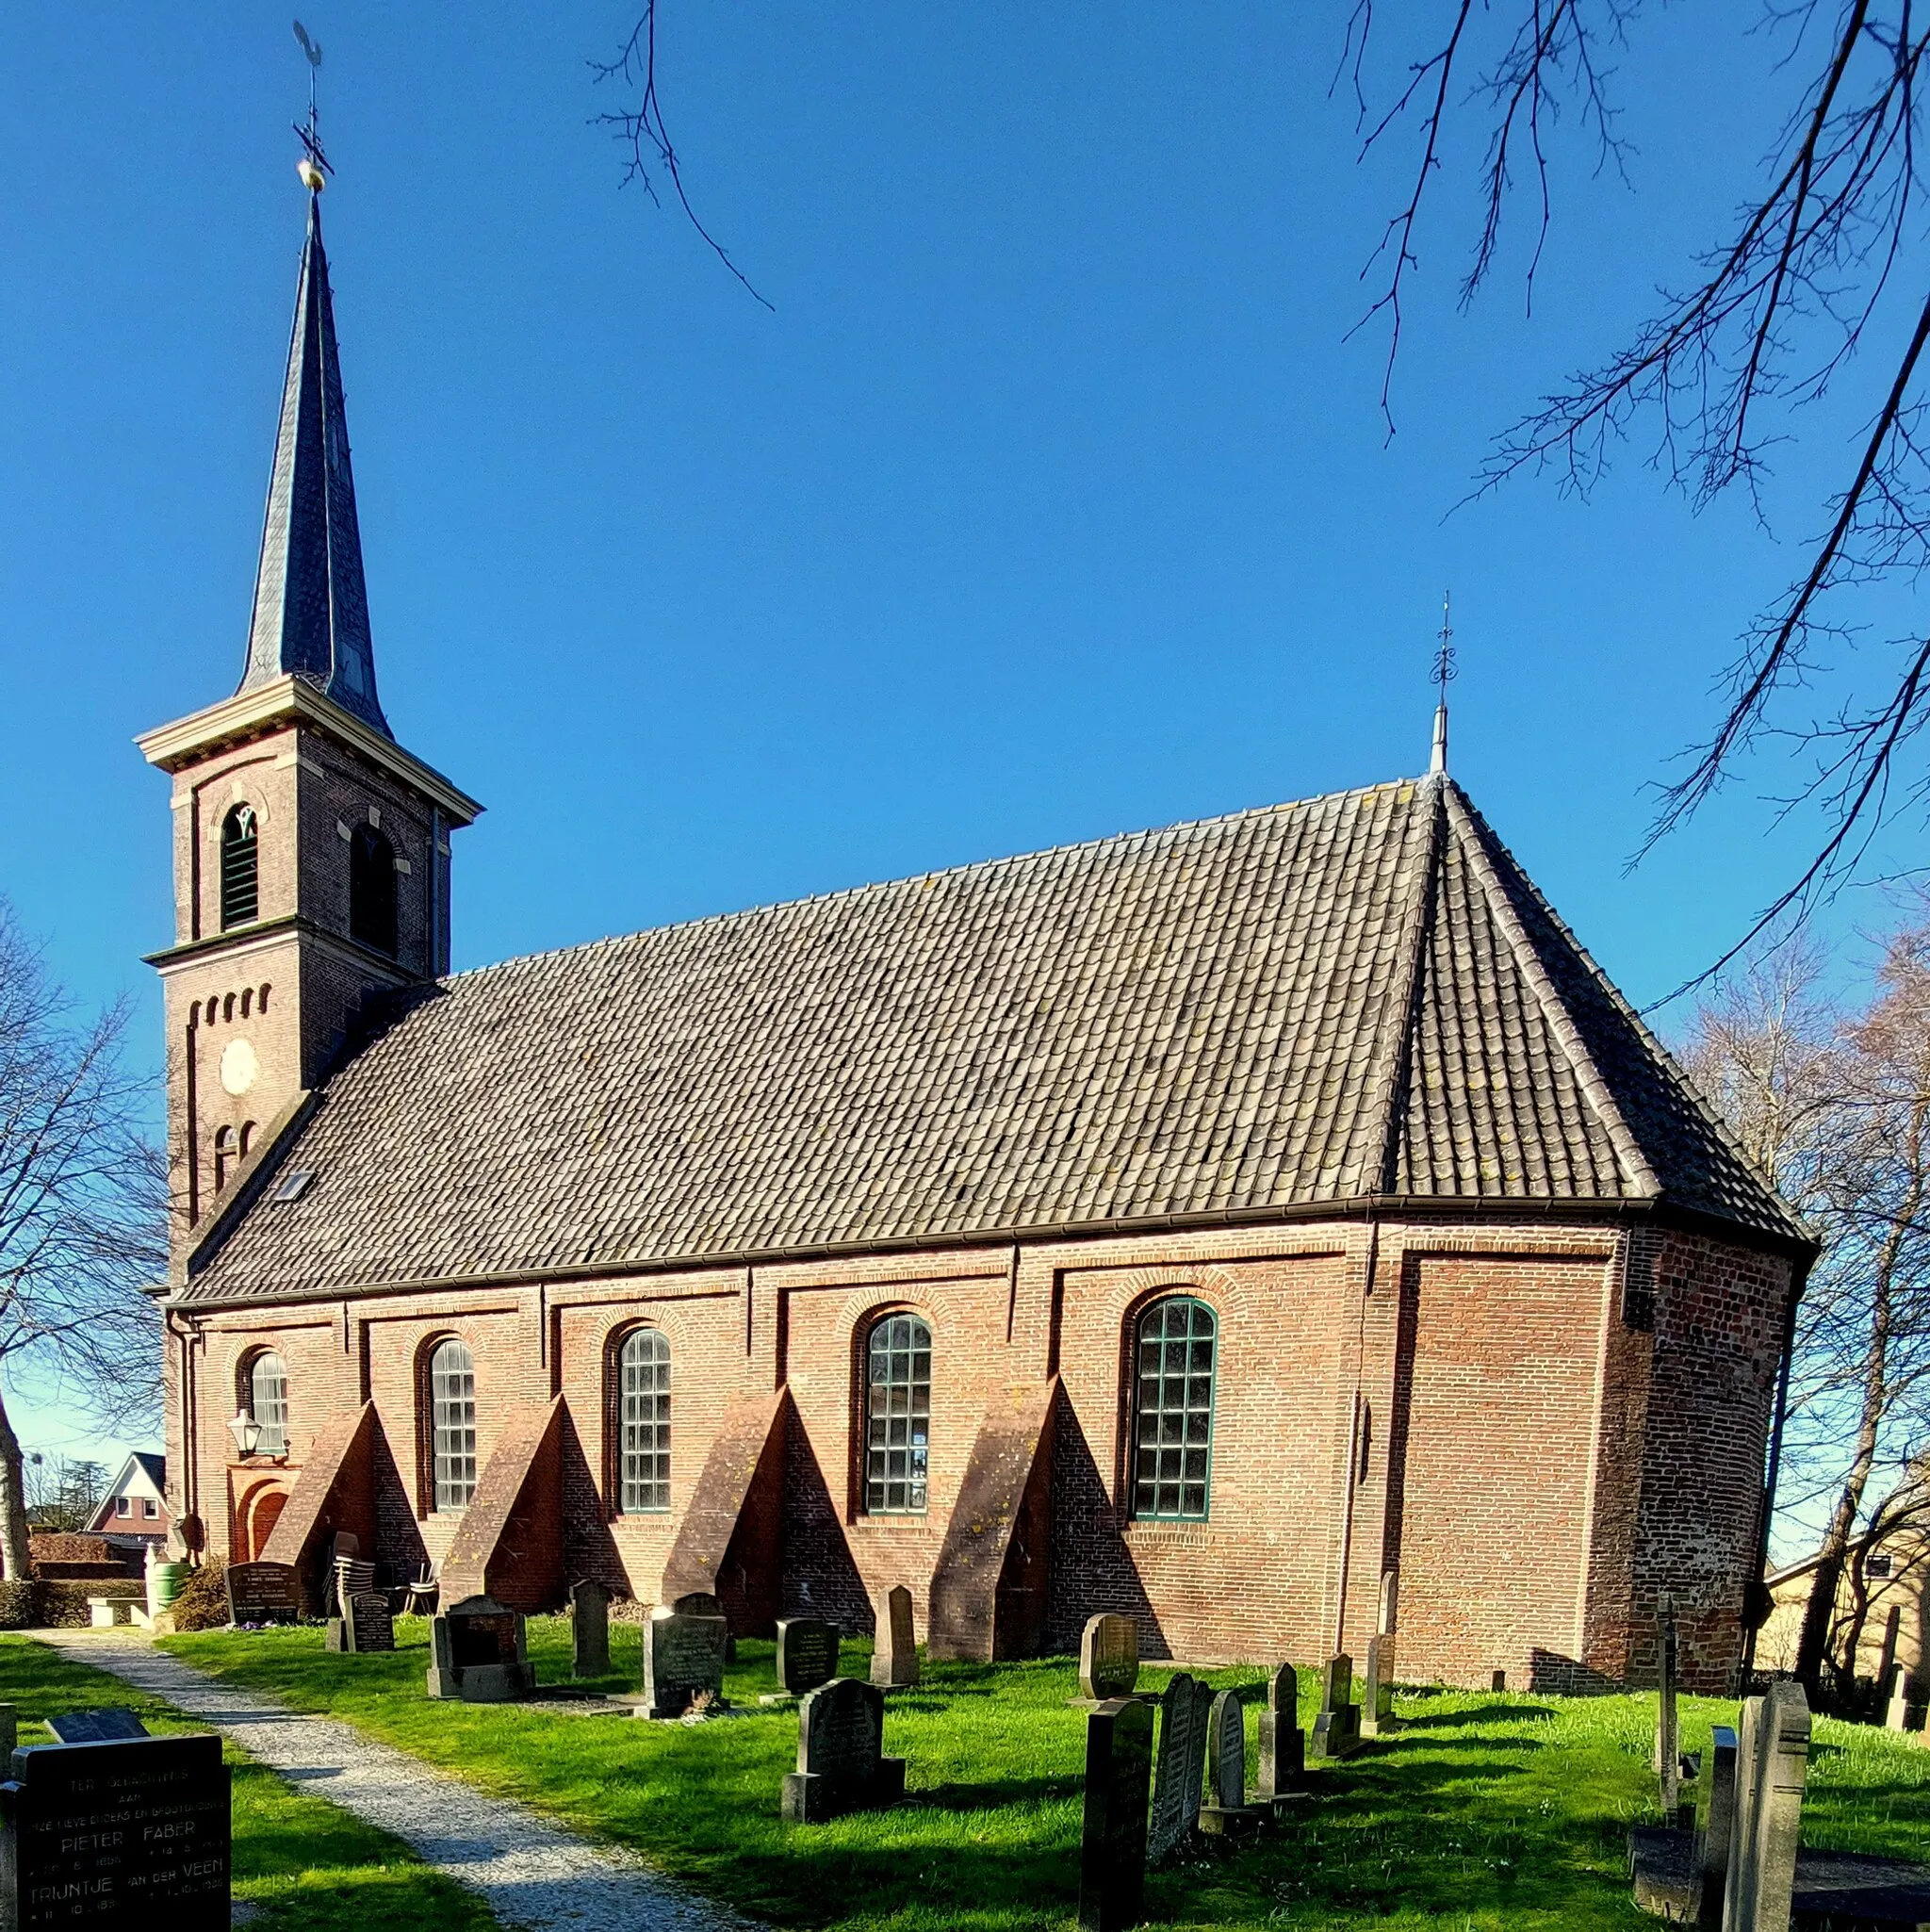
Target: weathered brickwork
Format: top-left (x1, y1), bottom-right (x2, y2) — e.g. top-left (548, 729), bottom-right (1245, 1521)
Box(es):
top-left (172, 1212), bottom-right (1793, 1689)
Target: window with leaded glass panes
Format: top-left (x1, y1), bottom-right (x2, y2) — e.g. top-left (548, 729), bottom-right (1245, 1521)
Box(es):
top-left (1131, 1297), bottom-right (1217, 1519)
top-left (247, 1351), bottom-right (288, 1457)
top-left (863, 1314), bottom-right (931, 1514)
top-left (618, 1327), bottom-right (670, 1512)
top-left (429, 1337), bottom-right (476, 1510)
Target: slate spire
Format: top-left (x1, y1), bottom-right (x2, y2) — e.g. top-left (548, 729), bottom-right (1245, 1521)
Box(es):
top-left (237, 188), bottom-right (390, 736)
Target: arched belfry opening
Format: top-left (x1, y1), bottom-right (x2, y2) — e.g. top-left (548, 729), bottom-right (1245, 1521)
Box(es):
top-left (349, 824), bottom-right (397, 956)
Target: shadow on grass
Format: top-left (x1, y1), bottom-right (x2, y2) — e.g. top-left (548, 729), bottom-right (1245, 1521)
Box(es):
top-left (1395, 1701), bottom-right (1557, 1730)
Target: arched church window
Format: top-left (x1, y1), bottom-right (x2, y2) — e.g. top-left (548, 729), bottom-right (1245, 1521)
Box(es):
top-left (863, 1313), bottom-right (931, 1514)
top-left (617, 1328), bottom-right (671, 1513)
top-left (428, 1338), bottom-right (476, 1511)
top-left (221, 805), bottom-right (258, 929)
top-left (1131, 1297), bottom-right (1217, 1521)
top-left (245, 1351), bottom-right (289, 1457)
top-left (349, 825), bottom-right (398, 957)
top-left (213, 1125), bottom-right (238, 1193)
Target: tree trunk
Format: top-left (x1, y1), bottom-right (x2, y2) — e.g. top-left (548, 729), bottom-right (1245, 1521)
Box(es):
top-left (0, 1390), bottom-right (36, 1583)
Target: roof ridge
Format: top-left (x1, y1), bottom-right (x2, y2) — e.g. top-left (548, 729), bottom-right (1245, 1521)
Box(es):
top-left (1447, 785), bottom-right (1804, 1236)
top-left (440, 778), bottom-right (1423, 990)
top-left (1440, 783), bottom-right (1663, 1200)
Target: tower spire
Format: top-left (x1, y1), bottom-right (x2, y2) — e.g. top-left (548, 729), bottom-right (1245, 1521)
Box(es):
top-left (1429, 590), bottom-right (1455, 777)
top-left (237, 29), bottom-right (389, 737)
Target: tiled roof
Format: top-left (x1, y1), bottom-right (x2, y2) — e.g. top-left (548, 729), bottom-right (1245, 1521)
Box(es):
top-left (184, 777), bottom-right (1801, 1304)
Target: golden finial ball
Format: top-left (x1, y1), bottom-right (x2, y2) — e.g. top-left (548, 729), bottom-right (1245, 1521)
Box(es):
top-left (297, 158), bottom-right (326, 193)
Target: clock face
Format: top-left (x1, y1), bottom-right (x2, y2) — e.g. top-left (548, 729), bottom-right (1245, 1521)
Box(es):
top-left (220, 1038), bottom-right (259, 1097)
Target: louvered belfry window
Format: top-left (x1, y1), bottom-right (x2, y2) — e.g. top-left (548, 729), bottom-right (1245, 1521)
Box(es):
top-left (864, 1314), bottom-right (931, 1514)
top-left (618, 1328), bottom-right (671, 1512)
top-left (1132, 1297), bottom-right (1217, 1520)
top-left (429, 1338), bottom-right (476, 1510)
top-left (221, 805), bottom-right (259, 928)
top-left (247, 1351), bottom-right (288, 1457)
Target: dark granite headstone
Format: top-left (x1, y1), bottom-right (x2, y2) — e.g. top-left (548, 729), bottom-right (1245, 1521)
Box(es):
top-left (780, 1678), bottom-right (906, 1823)
top-left (1254, 1664), bottom-right (1303, 1813)
top-left (571, 1581), bottom-right (612, 1678)
top-left (0, 1732), bottom-right (230, 1929)
top-left (1078, 1696), bottom-right (1153, 1932)
top-left (1147, 1673), bottom-right (1211, 1863)
top-left (672, 1592), bottom-right (735, 1662)
top-left (641, 1612), bottom-right (728, 1720)
top-left (349, 1594), bottom-right (395, 1652)
top-left (426, 1595), bottom-right (535, 1702)
top-left (1078, 1614), bottom-right (1139, 1702)
top-left (1310, 1654), bottom-right (1360, 1760)
top-left (1199, 1688), bottom-right (1256, 1837)
top-left (1696, 1723), bottom-right (1738, 1929)
top-left (44, 1711), bottom-right (149, 1744)
top-left (776, 1618), bottom-right (841, 1696)
top-left (222, 1562), bottom-right (300, 1627)
top-left (870, 1584), bottom-right (919, 1688)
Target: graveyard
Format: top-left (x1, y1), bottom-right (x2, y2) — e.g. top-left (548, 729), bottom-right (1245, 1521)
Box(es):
top-left (108, 1614), bottom-right (1930, 1930)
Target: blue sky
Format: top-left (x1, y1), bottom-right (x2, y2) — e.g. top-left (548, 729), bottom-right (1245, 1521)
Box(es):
top-left (3, 6), bottom-right (1920, 1466)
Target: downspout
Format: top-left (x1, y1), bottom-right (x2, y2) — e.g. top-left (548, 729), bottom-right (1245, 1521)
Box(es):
top-left (1743, 1248), bottom-right (1812, 1678)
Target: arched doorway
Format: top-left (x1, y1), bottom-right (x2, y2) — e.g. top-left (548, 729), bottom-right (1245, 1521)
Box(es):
top-left (238, 1483), bottom-right (288, 1561)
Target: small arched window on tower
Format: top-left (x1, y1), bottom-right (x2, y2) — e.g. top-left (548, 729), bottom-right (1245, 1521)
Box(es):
top-left (349, 825), bottom-right (398, 957)
top-left (863, 1313), bottom-right (932, 1514)
top-left (221, 805), bottom-right (258, 929)
top-left (212, 1125), bottom-right (238, 1193)
top-left (617, 1328), bottom-right (671, 1513)
top-left (245, 1351), bottom-right (289, 1457)
top-left (428, 1337), bottom-right (476, 1511)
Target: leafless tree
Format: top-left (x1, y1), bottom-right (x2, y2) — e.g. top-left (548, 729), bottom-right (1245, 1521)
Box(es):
top-left (1687, 913), bottom-right (1930, 1695)
top-left (1354, 3), bottom-right (1930, 987)
top-left (0, 904), bottom-right (164, 1580)
top-left (24, 1454), bottom-right (105, 1533)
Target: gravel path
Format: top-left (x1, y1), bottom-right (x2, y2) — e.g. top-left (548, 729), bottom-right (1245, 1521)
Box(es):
top-left (41, 1630), bottom-right (752, 1932)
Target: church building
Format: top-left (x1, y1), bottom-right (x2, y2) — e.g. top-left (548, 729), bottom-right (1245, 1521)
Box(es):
top-left (140, 181), bottom-right (1810, 1694)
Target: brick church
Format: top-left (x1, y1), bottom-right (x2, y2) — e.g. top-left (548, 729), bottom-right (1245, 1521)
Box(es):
top-left (141, 180), bottom-right (1810, 1694)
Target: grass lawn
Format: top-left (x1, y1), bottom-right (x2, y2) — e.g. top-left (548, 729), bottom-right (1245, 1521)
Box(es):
top-left (159, 1616), bottom-right (1930, 1931)
top-left (0, 1635), bottom-right (496, 1932)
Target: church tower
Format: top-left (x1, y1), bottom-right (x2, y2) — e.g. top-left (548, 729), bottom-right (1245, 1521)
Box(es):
top-left (139, 181), bottom-right (481, 1265)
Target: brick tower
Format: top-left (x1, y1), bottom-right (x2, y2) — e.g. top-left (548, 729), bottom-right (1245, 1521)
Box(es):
top-left (139, 181), bottom-right (481, 1267)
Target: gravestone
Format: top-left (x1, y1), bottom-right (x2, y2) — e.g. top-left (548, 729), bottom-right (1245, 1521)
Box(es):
top-left (44, 1710), bottom-right (148, 1744)
top-left (334, 1557), bottom-right (378, 1616)
top-left (780, 1678), bottom-right (906, 1823)
top-left (1309, 1654), bottom-right (1360, 1760)
top-left (0, 1710), bottom-right (14, 1760)
top-left (1077, 1614), bottom-right (1139, 1704)
top-left (0, 1731), bottom-right (230, 1929)
top-left (673, 1592), bottom-right (735, 1662)
top-left (223, 1561), bottom-right (300, 1627)
top-left (1198, 1688), bottom-right (1257, 1837)
top-left (571, 1580), bottom-right (612, 1678)
top-left (1888, 1672), bottom-right (1913, 1732)
top-left (1726, 1681), bottom-right (1809, 1932)
top-left (641, 1609), bottom-right (728, 1719)
top-left (870, 1584), bottom-right (919, 1689)
top-left (1078, 1696), bottom-right (1153, 1932)
top-left (1147, 1672), bottom-right (1212, 1863)
top-left (327, 1593), bottom-right (394, 1655)
top-left (1362, 1634), bottom-right (1397, 1738)
top-left (776, 1618), bottom-right (841, 1697)
top-left (1491, 1668), bottom-right (1507, 1693)
top-left (1696, 1723), bottom-right (1739, 1930)
top-left (426, 1594), bottom-right (536, 1702)
top-left (1654, 1614), bottom-right (1680, 1813)
top-left (1254, 1664), bottom-right (1303, 1813)
top-left (1878, 1603), bottom-right (1903, 1691)
top-left (1379, 1568), bottom-right (1399, 1636)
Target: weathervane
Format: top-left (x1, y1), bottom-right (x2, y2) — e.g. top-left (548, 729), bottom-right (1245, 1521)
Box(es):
top-left (1430, 591), bottom-right (1455, 776)
top-left (292, 21), bottom-right (331, 191)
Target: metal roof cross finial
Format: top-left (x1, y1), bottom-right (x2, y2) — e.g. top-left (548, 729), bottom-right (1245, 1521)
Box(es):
top-left (292, 21), bottom-right (332, 192)
top-left (1430, 590), bottom-right (1456, 777)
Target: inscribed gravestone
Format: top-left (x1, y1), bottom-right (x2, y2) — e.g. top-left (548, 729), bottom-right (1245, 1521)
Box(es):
top-left (780, 1678), bottom-right (906, 1823)
top-left (1310, 1654), bottom-right (1359, 1760)
top-left (326, 1594), bottom-right (394, 1656)
top-left (1725, 1682), bottom-right (1808, 1932)
top-left (1363, 1634), bottom-right (1396, 1738)
top-left (427, 1595), bottom-right (534, 1703)
top-left (642, 1611), bottom-right (728, 1719)
top-left (1255, 1664), bottom-right (1302, 1810)
top-left (673, 1592), bottom-right (734, 1662)
top-left (777, 1618), bottom-right (841, 1696)
top-left (1147, 1673), bottom-right (1211, 1863)
top-left (1079, 1614), bottom-right (1139, 1702)
top-left (44, 1711), bottom-right (148, 1744)
top-left (1078, 1697), bottom-right (1153, 1932)
top-left (1, 1732), bottom-right (230, 1930)
top-left (870, 1584), bottom-right (919, 1688)
top-left (1198, 1688), bottom-right (1255, 1837)
top-left (571, 1581), bottom-right (612, 1678)
top-left (223, 1562), bottom-right (300, 1627)
top-left (1697, 1723), bottom-right (1738, 1931)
